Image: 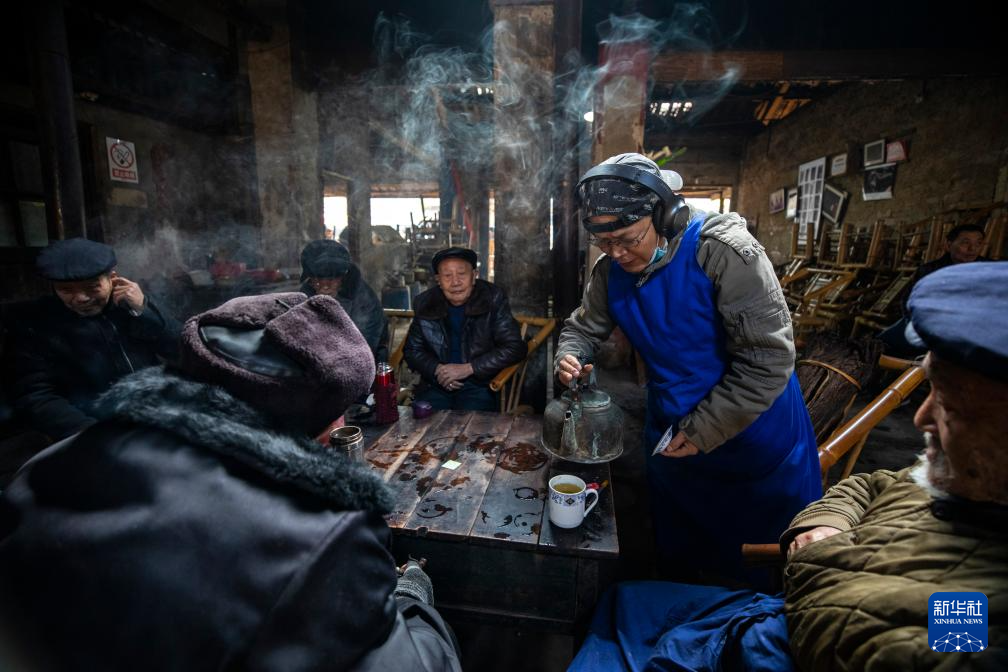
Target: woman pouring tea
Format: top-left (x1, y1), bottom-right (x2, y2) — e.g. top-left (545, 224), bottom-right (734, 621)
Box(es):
top-left (555, 153), bottom-right (820, 584)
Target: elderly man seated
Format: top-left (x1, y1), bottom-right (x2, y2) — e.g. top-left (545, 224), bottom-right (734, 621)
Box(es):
top-left (3, 238), bottom-right (179, 443)
top-left (880, 223), bottom-right (991, 357)
top-left (404, 247), bottom-right (525, 411)
top-left (299, 239), bottom-right (389, 361)
top-left (569, 262), bottom-right (1008, 671)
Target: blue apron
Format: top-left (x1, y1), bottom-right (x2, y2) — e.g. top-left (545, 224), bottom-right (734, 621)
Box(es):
top-left (608, 213), bottom-right (820, 581)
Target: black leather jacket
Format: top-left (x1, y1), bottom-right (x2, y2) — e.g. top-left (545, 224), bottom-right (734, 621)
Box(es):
top-left (404, 280), bottom-right (525, 385)
top-left (0, 369), bottom-right (461, 672)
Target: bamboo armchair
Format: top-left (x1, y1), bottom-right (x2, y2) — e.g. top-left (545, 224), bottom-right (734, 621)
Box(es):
top-left (385, 309), bottom-right (556, 414)
top-left (488, 316), bottom-right (556, 414)
top-left (742, 355), bottom-right (926, 564)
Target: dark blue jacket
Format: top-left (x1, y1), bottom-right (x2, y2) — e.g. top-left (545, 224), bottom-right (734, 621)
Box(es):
top-left (3, 295), bottom-right (179, 440)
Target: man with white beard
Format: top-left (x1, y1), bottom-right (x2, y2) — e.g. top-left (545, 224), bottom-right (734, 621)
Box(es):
top-left (569, 261), bottom-right (1006, 672)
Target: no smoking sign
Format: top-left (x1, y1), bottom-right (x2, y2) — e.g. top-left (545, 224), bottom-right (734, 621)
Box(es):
top-left (106, 137), bottom-right (139, 184)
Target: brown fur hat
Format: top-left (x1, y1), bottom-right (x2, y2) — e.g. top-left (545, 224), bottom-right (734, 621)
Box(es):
top-left (179, 293), bottom-right (374, 435)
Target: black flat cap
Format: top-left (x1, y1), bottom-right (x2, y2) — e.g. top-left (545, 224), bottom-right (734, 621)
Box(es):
top-left (36, 238), bottom-right (116, 281)
top-left (431, 246), bottom-right (477, 274)
top-left (300, 240), bottom-right (351, 281)
top-left (906, 261), bottom-right (1008, 381)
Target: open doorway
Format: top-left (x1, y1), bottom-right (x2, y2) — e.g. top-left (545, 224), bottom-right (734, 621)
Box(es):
top-left (681, 187), bottom-right (731, 214)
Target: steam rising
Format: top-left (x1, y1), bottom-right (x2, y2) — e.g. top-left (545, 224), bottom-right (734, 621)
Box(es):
top-left (103, 6), bottom-right (745, 316)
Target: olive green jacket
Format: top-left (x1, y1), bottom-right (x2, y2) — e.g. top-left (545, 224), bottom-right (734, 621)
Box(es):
top-left (781, 468), bottom-right (1008, 671)
top-left (554, 205), bottom-right (795, 452)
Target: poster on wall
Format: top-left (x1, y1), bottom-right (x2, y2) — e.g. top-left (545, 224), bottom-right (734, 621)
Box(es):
top-left (863, 163), bottom-right (896, 201)
top-left (785, 187), bottom-right (799, 219)
top-left (886, 140), bottom-right (908, 162)
top-left (106, 137), bottom-right (139, 184)
top-left (830, 154), bottom-right (847, 176)
top-left (769, 187), bottom-right (786, 214)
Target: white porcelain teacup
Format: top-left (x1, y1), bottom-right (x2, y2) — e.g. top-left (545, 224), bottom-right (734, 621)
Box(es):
top-left (547, 475), bottom-right (599, 529)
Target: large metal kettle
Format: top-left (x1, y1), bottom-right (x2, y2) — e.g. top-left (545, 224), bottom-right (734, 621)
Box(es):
top-left (541, 372), bottom-right (624, 463)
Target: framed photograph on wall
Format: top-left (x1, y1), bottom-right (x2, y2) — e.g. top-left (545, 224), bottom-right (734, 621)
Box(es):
top-left (863, 163), bottom-right (896, 201)
top-left (830, 154), bottom-right (847, 176)
top-left (769, 187), bottom-right (786, 214)
top-left (886, 139), bottom-right (908, 162)
top-left (785, 187), bottom-right (799, 219)
top-left (863, 139), bottom-right (886, 167)
top-left (821, 184), bottom-right (848, 223)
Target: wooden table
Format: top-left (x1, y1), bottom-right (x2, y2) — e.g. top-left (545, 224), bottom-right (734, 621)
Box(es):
top-left (362, 410), bottom-right (619, 633)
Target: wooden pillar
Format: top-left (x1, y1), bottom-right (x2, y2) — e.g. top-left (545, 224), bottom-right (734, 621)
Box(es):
top-left (551, 0), bottom-right (583, 323)
top-left (586, 38), bottom-right (651, 270)
top-left (491, 1), bottom-right (556, 316)
top-left (247, 23), bottom-right (322, 268)
top-left (28, 0), bottom-right (86, 240)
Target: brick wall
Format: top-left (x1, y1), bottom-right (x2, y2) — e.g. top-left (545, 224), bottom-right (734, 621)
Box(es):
top-left (736, 77), bottom-right (1008, 263)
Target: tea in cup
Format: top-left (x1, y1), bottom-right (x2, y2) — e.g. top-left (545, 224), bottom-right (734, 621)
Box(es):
top-left (547, 475), bottom-right (599, 529)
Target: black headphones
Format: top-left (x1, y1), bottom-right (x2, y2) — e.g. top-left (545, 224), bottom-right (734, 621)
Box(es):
top-left (576, 163), bottom-right (685, 233)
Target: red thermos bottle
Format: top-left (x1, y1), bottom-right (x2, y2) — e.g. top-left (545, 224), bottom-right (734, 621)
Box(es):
top-left (374, 362), bottom-right (399, 424)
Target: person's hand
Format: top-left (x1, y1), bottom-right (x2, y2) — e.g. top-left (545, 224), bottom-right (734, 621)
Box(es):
top-left (395, 558), bottom-right (434, 605)
top-left (110, 272), bottom-right (145, 314)
top-left (787, 526), bottom-right (843, 558)
top-left (656, 430), bottom-right (699, 458)
top-left (435, 363), bottom-right (473, 390)
top-left (557, 355), bottom-right (593, 387)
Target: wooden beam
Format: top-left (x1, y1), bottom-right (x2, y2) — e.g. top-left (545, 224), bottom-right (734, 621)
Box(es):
top-left (653, 49), bottom-right (1004, 84)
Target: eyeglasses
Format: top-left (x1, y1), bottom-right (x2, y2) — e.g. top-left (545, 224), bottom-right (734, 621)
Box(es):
top-left (587, 224), bottom-right (650, 252)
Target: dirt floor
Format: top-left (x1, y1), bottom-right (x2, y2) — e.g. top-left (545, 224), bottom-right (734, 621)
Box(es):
top-left (452, 362), bottom-right (930, 671)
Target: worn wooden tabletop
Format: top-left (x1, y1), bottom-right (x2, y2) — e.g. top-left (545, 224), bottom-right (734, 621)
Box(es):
top-left (362, 410), bottom-right (619, 559)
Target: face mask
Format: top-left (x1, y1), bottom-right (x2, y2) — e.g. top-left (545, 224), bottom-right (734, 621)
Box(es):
top-left (647, 239), bottom-right (668, 266)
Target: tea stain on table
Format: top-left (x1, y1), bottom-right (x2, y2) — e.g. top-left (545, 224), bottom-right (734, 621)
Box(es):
top-left (497, 442), bottom-right (548, 474)
top-left (416, 500), bottom-right (453, 519)
top-left (512, 486), bottom-right (538, 501)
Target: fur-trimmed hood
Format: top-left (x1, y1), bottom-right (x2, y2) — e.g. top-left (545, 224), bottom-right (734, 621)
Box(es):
top-left (93, 367), bottom-right (393, 514)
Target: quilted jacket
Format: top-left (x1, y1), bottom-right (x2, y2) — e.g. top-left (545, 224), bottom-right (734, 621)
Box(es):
top-left (781, 468), bottom-right (1008, 671)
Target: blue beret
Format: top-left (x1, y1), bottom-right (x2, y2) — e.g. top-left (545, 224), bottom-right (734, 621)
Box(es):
top-left (431, 247), bottom-right (477, 274)
top-left (36, 238), bottom-right (116, 281)
top-left (906, 262), bottom-right (1008, 381)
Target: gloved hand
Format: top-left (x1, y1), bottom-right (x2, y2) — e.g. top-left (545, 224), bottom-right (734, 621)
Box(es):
top-left (395, 558), bottom-right (434, 605)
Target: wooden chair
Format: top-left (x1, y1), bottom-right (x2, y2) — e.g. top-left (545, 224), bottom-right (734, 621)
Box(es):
top-left (895, 218), bottom-right (940, 270)
top-left (742, 355), bottom-right (926, 564)
top-left (835, 220), bottom-right (892, 269)
top-left (816, 222), bottom-right (843, 266)
top-left (384, 309), bottom-right (556, 414)
top-left (489, 316), bottom-right (556, 414)
top-left (790, 268), bottom-right (858, 343)
top-left (849, 271), bottom-right (915, 338)
top-left (386, 309), bottom-right (416, 400)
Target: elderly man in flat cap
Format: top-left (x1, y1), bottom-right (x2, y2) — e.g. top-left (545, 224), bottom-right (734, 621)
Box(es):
top-left (570, 262), bottom-right (1007, 672)
top-left (3, 238), bottom-right (179, 444)
top-left (299, 239), bottom-right (389, 361)
top-left (404, 246), bottom-right (525, 411)
top-left (0, 292), bottom-right (462, 671)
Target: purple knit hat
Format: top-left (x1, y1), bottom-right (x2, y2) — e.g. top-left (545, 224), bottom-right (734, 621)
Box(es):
top-left (180, 293), bottom-right (375, 435)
